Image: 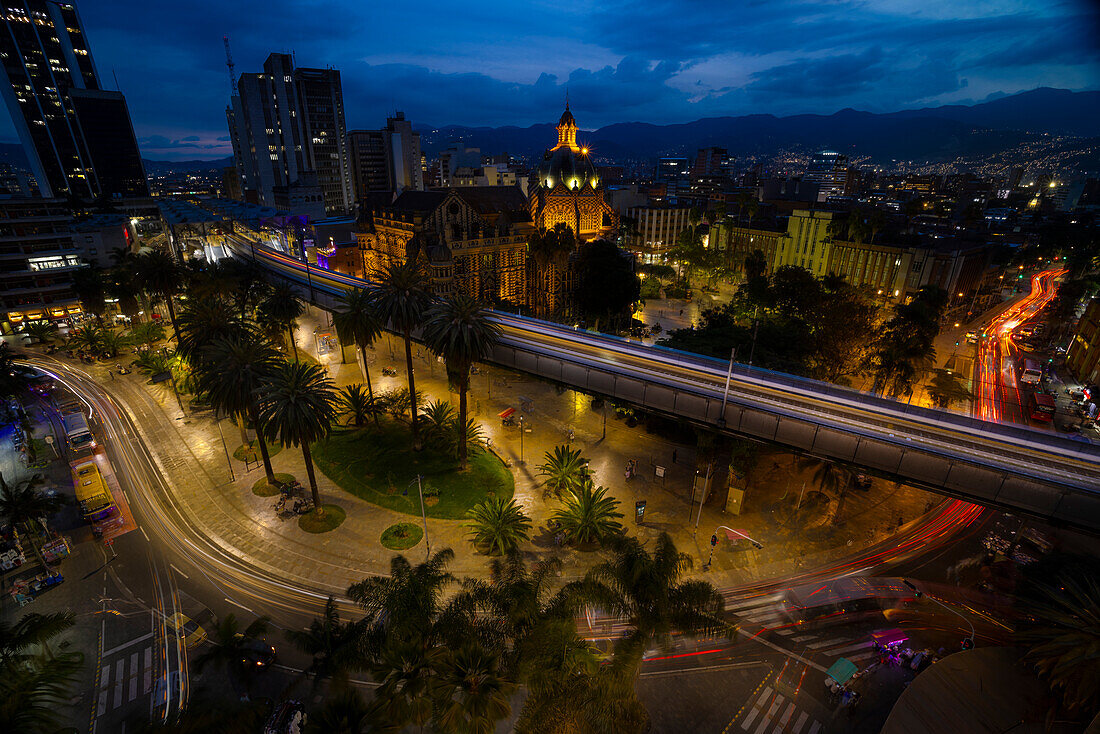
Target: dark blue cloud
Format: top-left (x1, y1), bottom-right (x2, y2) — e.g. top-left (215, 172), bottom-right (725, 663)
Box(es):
top-left (0, 0), bottom-right (1092, 160)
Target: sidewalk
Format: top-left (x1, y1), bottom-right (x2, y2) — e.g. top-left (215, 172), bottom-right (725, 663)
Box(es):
top-left (20, 311), bottom-right (940, 598)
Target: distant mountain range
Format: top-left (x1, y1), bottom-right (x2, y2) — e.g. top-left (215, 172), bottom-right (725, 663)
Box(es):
top-left (0, 144), bottom-right (232, 176)
top-left (418, 87), bottom-right (1100, 164)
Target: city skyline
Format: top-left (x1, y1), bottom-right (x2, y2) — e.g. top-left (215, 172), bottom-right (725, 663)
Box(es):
top-left (0, 0), bottom-right (1096, 161)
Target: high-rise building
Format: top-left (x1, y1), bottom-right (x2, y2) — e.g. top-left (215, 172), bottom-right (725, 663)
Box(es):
top-left (0, 0), bottom-right (148, 199)
top-left (803, 151), bottom-right (849, 202)
top-left (227, 53), bottom-right (352, 216)
top-left (346, 112), bottom-right (424, 202)
top-left (0, 198), bottom-right (82, 329)
top-left (691, 147), bottom-right (734, 178)
top-left (294, 67), bottom-right (352, 215)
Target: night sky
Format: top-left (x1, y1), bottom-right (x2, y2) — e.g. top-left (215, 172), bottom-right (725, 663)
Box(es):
top-left (4, 0), bottom-right (1098, 161)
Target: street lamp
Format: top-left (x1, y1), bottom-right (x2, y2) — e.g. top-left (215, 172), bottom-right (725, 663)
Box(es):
top-left (903, 579), bottom-right (974, 648)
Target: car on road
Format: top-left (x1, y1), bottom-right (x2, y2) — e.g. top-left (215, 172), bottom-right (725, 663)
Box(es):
top-left (965, 330), bottom-right (979, 344)
top-left (238, 636), bottom-right (277, 672)
top-left (167, 612), bottom-right (209, 648)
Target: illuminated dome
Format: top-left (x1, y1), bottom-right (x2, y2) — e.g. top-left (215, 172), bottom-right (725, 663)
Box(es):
top-left (538, 103), bottom-right (598, 189)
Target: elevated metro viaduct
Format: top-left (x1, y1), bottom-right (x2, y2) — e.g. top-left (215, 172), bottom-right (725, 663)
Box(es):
top-left (225, 236), bottom-right (1100, 533)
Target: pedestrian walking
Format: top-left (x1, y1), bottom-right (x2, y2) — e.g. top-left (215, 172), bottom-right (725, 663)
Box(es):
top-left (108, 370), bottom-right (114, 380)
top-left (671, 449), bottom-right (677, 463)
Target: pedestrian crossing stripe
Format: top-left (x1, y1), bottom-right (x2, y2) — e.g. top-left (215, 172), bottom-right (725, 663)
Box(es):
top-left (96, 646), bottom-right (154, 717)
top-left (735, 684), bottom-right (824, 734)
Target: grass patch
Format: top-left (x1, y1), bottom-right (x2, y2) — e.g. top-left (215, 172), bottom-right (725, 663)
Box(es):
top-left (311, 419), bottom-right (514, 520)
top-left (251, 473), bottom-right (297, 497)
top-left (298, 505), bottom-right (346, 533)
top-left (380, 522), bottom-right (423, 550)
top-left (234, 440), bottom-right (283, 463)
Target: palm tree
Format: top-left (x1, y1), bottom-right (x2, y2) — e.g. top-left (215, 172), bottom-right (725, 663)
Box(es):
top-left (257, 361), bottom-right (339, 512)
top-left (367, 258), bottom-right (435, 449)
top-left (347, 549), bottom-right (456, 647)
top-left (175, 298), bottom-right (244, 367)
top-left (134, 250), bottom-right (184, 341)
top-left (421, 399), bottom-right (456, 450)
top-left (422, 293), bottom-right (501, 468)
top-left (573, 532), bottom-right (726, 671)
top-left (19, 321), bottom-right (57, 346)
top-left (927, 368), bottom-right (975, 409)
top-left (551, 483), bottom-right (624, 546)
top-left (1019, 569), bottom-right (1100, 720)
top-left (66, 323), bottom-right (104, 355)
top-left (0, 611), bottom-right (74, 666)
top-left (285, 597), bottom-right (368, 690)
top-left (431, 641), bottom-right (515, 734)
top-left (0, 642), bottom-right (84, 734)
top-left (259, 281), bottom-right (304, 361)
top-left (536, 445), bottom-right (589, 499)
top-left (332, 288), bottom-right (383, 401)
top-left (197, 335), bottom-right (281, 485)
top-left (0, 474), bottom-right (66, 570)
top-left (129, 320), bottom-right (165, 349)
top-left (304, 688), bottom-right (396, 734)
top-left (370, 639), bottom-right (443, 730)
top-left (338, 383), bottom-right (382, 428)
top-left (466, 497), bottom-right (532, 555)
top-left (191, 614), bottom-right (271, 692)
top-left (96, 329), bottom-right (129, 359)
top-left (797, 456), bottom-right (852, 525)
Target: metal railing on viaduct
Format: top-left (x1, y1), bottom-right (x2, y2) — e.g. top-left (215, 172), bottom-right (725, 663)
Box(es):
top-left (225, 235), bottom-right (1100, 533)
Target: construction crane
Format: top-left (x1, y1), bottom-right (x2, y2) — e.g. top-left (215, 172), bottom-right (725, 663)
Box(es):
top-left (223, 35), bottom-right (236, 96)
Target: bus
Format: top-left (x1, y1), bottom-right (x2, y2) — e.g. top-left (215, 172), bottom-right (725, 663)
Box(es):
top-left (1027, 392), bottom-right (1056, 422)
top-left (1017, 358), bottom-right (1043, 385)
top-left (61, 410), bottom-right (95, 454)
top-left (71, 459), bottom-right (116, 525)
top-left (780, 577), bottom-right (916, 626)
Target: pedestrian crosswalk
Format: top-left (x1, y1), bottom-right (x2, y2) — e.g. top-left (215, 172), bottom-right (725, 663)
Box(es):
top-left (725, 594), bottom-right (877, 665)
top-left (96, 646), bottom-right (154, 717)
top-left (739, 685), bottom-right (822, 734)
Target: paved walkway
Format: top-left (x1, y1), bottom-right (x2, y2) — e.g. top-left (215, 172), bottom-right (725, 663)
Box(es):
top-left (13, 309), bottom-right (938, 597)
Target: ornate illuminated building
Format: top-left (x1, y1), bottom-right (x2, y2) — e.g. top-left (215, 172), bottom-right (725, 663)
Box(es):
top-left (528, 104), bottom-right (616, 240)
top-left (356, 188), bottom-right (532, 305)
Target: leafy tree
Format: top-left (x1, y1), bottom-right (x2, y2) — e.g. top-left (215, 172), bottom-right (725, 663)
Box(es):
top-left (197, 335), bottom-right (281, 484)
top-left (927, 369), bottom-right (975, 409)
top-left (332, 288), bottom-right (383, 400)
top-left (285, 597), bottom-right (368, 691)
top-left (258, 281), bottom-right (304, 361)
top-left (466, 497), bottom-right (532, 556)
top-left (574, 239), bottom-right (641, 332)
top-left (422, 293), bottom-right (501, 467)
top-left (528, 223), bottom-right (576, 318)
top-left (551, 483), bottom-right (624, 546)
top-left (871, 286), bottom-right (947, 397)
top-left (536, 444), bottom-right (588, 499)
top-left (367, 258), bottom-right (435, 449)
top-left (258, 361), bottom-right (339, 512)
top-left (338, 383), bottom-right (382, 428)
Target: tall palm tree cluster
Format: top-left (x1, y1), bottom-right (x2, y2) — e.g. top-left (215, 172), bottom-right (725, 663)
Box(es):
top-left (289, 537), bottom-right (727, 734)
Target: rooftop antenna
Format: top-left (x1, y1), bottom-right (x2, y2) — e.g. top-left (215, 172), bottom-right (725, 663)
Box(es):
top-left (223, 35), bottom-right (236, 96)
